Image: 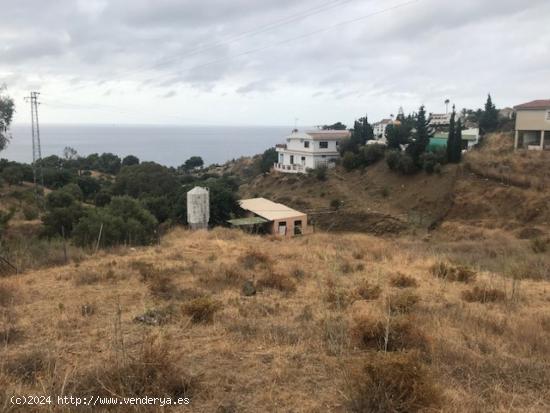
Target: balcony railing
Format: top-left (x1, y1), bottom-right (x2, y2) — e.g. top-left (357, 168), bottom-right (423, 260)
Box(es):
top-left (273, 163), bottom-right (306, 173)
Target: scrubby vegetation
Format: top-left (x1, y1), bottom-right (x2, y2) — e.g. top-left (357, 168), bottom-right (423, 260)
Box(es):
top-left (1, 92), bottom-right (550, 411)
top-left (0, 145), bottom-right (242, 268)
top-left (1, 227), bottom-right (549, 411)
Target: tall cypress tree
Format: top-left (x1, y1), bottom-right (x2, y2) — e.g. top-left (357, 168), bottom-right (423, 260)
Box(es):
top-left (406, 105), bottom-right (433, 165)
top-left (446, 107), bottom-right (456, 163)
top-left (454, 119), bottom-right (463, 163)
top-left (361, 114), bottom-right (374, 143)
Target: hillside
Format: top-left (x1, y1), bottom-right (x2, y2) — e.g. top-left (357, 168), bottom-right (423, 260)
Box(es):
top-left (1, 133), bottom-right (550, 411)
top-left (1, 227), bottom-right (549, 412)
top-left (240, 133), bottom-right (550, 240)
top-left (448, 133), bottom-right (550, 237)
top-left (240, 161), bottom-right (459, 235)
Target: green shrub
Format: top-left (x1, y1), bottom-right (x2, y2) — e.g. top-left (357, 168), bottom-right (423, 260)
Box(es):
top-left (73, 196), bottom-right (158, 247)
top-left (22, 205), bottom-right (39, 220)
top-left (385, 150), bottom-right (401, 170)
top-left (397, 153), bottom-right (416, 175)
top-left (343, 152), bottom-right (360, 171)
top-left (94, 191), bottom-right (111, 207)
top-left (420, 152), bottom-right (438, 174)
top-left (42, 190), bottom-right (84, 237)
top-left (310, 164), bottom-right (328, 181)
top-left (1, 165), bottom-right (24, 186)
top-left (386, 150), bottom-right (417, 175)
top-left (260, 148), bottom-right (278, 173)
top-left (61, 183), bottom-right (84, 201)
top-left (530, 238), bottom-right (549, 254)
top-left (360, 144), bottom-right (386, 165)
top-left (0, 208), bottom-right (15, 237)
top-left (330, 199), bottom-right (341, 210)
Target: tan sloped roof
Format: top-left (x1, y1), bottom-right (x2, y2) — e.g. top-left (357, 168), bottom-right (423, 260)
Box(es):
top-left (239, 198), bottom-right (306, 221)
top-left (305, 130), bottom-right (351, 140)
top-left (514, 100), bottom-right (550, 110)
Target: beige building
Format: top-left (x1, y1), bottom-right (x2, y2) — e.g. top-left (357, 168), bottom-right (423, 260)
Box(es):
top-left (513, 100), bottom-right (550, 150)
top-left (231, 198), bottom-right (308, 237)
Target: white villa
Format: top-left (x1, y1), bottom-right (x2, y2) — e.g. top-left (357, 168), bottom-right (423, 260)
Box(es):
top-left (274, 129), bottom-right (351, 173)
top-left (373, 119), bottom-right (394, 138)
top-left (429, 113), bottom-right (452, 126)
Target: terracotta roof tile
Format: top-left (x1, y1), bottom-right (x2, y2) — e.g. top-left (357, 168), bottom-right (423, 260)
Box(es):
top-left (514, 100), bottom-right (550, 110)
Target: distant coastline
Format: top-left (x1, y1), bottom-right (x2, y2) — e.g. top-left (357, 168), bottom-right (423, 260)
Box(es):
top-left (3, 124), bottom-right (299, 167)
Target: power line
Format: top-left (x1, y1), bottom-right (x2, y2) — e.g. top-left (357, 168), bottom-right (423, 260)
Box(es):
top-left (23, 92), bottom-right (44, 190)
top-left (150, 0), bottom-right (420, 86)
top-left (42, 0), bottom-right (420, 121)
top-left (107, 0), bottom-right (361, 81)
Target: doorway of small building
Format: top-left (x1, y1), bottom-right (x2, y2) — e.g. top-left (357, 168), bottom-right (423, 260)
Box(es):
top-left (290, 155), bottom-right (294, 165)
top-left (294, 220), bottom-right (303, 235)
top-left (301, 156), bottom-right (306, 165)
top-left (278, 222), bottom-right (287, 236)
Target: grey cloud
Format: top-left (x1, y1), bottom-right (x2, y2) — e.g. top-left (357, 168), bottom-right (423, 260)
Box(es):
top-left (0, 0), bottom-right (549, 124)
top-left (161, 90), bottom-right (177, 98)
top-left (0, 33), bottom-right (69, 62)
top-left (236, 80), bottom-right (273, 95)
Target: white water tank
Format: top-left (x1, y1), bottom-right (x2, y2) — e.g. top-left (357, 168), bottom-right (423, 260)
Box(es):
top-left (187, 186), bottom-right (210, 230)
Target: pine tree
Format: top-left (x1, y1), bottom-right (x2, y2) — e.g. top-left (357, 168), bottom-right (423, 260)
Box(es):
top-left (480, 94), bottom-right (498, 134)
top-left (351, 115), bottom-right (373, 146)
top-left (446, 107), bottom-right (456, 163)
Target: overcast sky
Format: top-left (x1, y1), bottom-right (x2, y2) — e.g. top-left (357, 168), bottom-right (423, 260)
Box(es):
top-left (1, 0), bottom-right (549, 126)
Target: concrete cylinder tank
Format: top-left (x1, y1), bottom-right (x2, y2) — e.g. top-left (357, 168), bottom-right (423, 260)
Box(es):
top-left (187, 186), bottom-right (210, 230)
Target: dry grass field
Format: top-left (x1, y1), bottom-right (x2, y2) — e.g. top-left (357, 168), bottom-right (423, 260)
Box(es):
top-left (1, 226), bottom-right (550, 412)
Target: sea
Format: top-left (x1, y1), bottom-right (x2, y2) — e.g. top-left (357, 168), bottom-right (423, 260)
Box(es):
top-left (2, 124), bottom-right (296, 167)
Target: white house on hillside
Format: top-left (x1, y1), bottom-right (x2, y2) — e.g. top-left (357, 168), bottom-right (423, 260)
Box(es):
top-left (373, 119), bottom-right (393, 138)
top-left (429, 113), bottom-right (452, 126)
top-left (274, 129), bottom-right (351, 173)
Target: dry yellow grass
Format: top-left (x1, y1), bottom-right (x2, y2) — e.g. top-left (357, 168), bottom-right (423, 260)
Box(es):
top-left (1, 227), bottom-right (550, 412)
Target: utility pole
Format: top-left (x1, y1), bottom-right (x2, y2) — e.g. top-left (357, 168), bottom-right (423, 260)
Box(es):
top-left (24, 92), bottom-right (44, 190)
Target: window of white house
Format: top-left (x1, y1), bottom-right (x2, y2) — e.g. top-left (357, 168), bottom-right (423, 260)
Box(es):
top-left (304, 141), bottom-right (310, 148)
top-left (319, 141), bottom-right (328, 149)
top-left (546, 110), bottom-right (550, 121)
